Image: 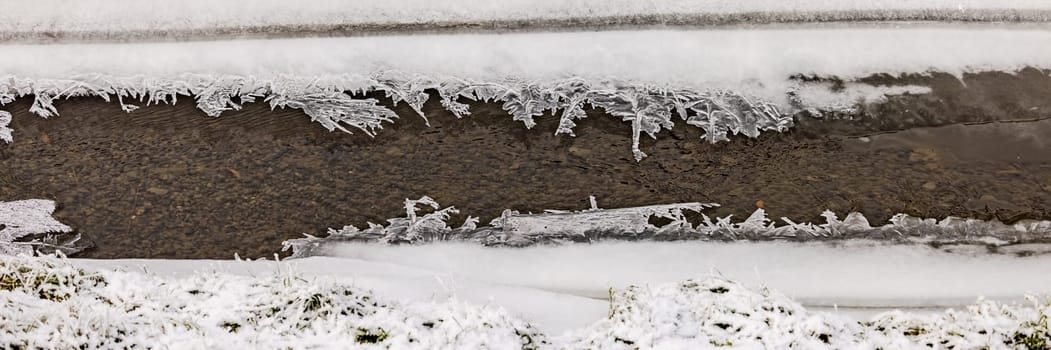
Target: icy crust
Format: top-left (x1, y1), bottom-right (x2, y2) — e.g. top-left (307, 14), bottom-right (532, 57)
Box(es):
top-left (0, 255), bottom-right (545, 349)
top-left (283, 197), bottom-right (1051, 258)
top-left (0, 73), bottom-right (792, 160)
top-left (2, 0), bottom-right (1051, 42)
top-left (3, 255), bottom-right (1050, 349)
top-left (0, 200), bottom-right (83, 256)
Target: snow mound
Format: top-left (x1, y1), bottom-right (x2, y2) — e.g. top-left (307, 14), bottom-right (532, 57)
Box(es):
top-left (3, 255), bottom-right (1049, 349)
top-left (0, 255), bottom-right (544, 349)
top-left (283, 197), bottom-right (1051, 257)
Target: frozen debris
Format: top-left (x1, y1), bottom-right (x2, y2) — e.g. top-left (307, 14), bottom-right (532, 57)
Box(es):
top-left (285, 198), bottom-right (1051, 258)
top-left (0, 73), bottom-right (793, 160)
top-left (0, 254), bottom-right (545, 349)
top-left (2, 254), bottom-right (1050, 349)
top-left (0, 199), bottom-right (85, 256)
top-left (486, 202), bottom-right (716, 246)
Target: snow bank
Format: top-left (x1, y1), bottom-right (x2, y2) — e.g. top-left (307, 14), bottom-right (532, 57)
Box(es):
top-left (1, 27), bottom-right (1048, 158)
top-left (1, 0), bottom-right (1050, 42)
top-left (326, 241), bottom-right (1051, 308)
top-left (6, 255), bottom-right (1050, 349)
top-left (2, 29), bottom-right (1047, 85)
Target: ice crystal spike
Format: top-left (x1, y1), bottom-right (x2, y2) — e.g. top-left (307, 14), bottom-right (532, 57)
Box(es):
top-left (0, 200), bottom-right (75, 255)
top-left (284, 196), bottom-right (1051, 257)
top-left (0, 73), bottom-right (797, 159)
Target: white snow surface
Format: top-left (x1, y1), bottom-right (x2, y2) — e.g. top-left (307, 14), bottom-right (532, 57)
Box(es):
top-left (76, 242), bottom-right (1051, 334)
top-left (1, 0), bottom-right (1049, 36)
top-left (2, 28), bottom-right (1048, 94)
top-left (0, 248), bottom-right (1032, 349)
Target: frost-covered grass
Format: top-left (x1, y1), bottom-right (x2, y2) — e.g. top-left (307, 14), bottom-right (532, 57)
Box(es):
top-left (565, 278), bottom-right (1051, 349)
top-left (4, 254), bottom-right (1051, 349)
top-left (0, 255), bottom-right (545, 349)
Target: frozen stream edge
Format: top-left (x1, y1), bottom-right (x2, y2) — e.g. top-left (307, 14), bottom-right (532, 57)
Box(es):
top-left (73, 241), bottom-right (1051, 334)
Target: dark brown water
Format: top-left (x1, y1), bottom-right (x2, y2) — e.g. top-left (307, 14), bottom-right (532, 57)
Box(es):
top-left (1, 70), bottom-right (1050, 259)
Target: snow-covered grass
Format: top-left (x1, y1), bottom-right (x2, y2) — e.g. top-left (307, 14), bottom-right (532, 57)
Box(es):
top-left (1, 0), bottom-right (1049, 40)
top-left (1, 255), bottom-right (545, 349)
top-left (6, 254), bottom-right (1051, 349)
top-left (566, 278), bottom-right (1051, 349)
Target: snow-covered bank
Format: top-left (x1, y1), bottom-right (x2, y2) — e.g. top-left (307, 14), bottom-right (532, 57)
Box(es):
top-left (3, 29), bottom-right (1048, 86)
top-left (4, 255), bottom-right (1047, 349)
top-left (2, 0), bottom-right (1050, 43)
top-left (325, 242), bottom-right (1051, 309)
top-left (2, 28), bottom-right (1049, 158)
top-left (75, 241), bottom-right (1051, 333)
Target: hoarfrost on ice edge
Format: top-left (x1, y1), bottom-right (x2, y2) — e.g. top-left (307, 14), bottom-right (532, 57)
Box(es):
top-left (0, 73), bottom-right (805, 160)
top-left (283, 197), bottom-right (1051, 258)
top-left (0, 199), bottom-right (79, 255)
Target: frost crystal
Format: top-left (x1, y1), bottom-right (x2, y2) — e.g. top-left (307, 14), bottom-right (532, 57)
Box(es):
top-left (0, 199), bottom-right (80, 255)
top-left (0, 72), bottom-right (796, 160)
top-left (284, 197), bottom-right (1051, 258)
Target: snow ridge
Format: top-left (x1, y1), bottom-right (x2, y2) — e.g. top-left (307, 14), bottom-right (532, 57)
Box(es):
top-left (3, 0), bottom-right (1051, 43)
top-left (283, 197), bottom-right (1051, 258)
top-left (0, 73), bottom-right (792, 160)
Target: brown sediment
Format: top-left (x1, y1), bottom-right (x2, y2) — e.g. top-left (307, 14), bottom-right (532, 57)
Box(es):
top-left (0, 70), bottom-right (1050, 259)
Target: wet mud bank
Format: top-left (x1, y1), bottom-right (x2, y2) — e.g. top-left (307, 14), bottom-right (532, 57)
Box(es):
top-left (1, 71), bottom-right (1050, 259)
